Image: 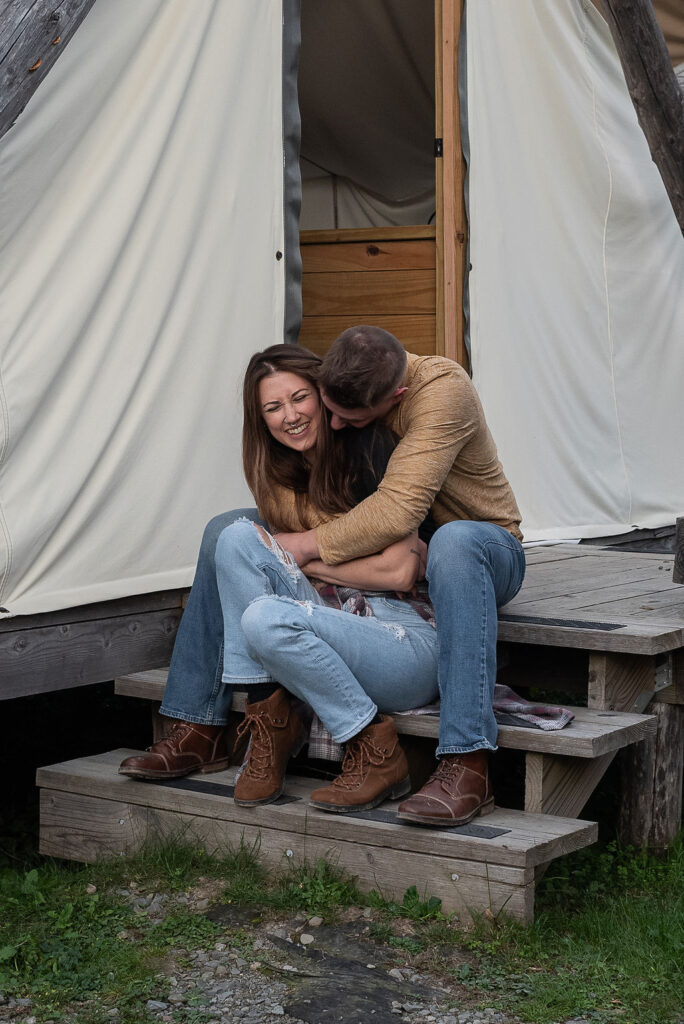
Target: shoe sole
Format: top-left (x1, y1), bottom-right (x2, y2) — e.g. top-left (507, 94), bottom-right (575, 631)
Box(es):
top-left (233, 786), bottom-right (283, 807)
top-left (118, 758), bottom-right (230, 781)
top-left (309, 776), bottom-right (411, 814)
top-left (396, 797), bottom-right (495, 827)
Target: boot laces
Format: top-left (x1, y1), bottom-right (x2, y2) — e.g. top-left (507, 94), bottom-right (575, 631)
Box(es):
top-left (333, 734), bottom-right (389, 791)
top-left (235, 711), bottom-right (275, 781)
top-left (431, 756), bottom-right (465, 785)
top-left (150, 721), bottom-right (194, 755)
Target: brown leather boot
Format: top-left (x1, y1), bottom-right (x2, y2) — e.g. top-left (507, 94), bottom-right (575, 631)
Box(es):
top-left (233, 687), bottom-right (305, 806)
top-left (309, 716), bottom-right (410, 813)
top-left (397, 750), bottom-right (494, 826)
top-left (118, 721), bottom-right (229, 780)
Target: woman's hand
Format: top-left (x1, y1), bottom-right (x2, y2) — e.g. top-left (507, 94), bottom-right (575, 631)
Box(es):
top-left (302, 532), bottom-right (426, 592)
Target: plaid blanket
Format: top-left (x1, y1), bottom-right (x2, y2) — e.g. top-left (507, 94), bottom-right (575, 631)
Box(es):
top-left (307, 684), bottom-right (575, 762)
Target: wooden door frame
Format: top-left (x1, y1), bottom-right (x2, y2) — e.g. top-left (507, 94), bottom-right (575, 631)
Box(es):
top-left (435, 0), bottom-right (468, 368)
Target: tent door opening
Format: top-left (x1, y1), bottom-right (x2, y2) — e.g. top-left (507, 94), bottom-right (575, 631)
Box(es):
top-left (297, 0), bottom-right (467, 365)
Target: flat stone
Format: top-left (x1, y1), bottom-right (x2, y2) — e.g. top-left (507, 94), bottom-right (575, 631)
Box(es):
top-left (388, 968), bottom-right (405, 982)
top-left (300, 933), bottom-right (315, 946)
top-left (145, 1000), bottom-right (168, 1011)
top-left (308, 916), bottom-right (323, 928)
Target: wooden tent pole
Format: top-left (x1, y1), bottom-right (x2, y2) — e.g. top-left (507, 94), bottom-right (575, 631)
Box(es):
top-left (0, 0), bottom-right (97, 143)
top-left (601, 0), bottom-right (684, 234)
top-left (435, 0), bottom-right (468, 368)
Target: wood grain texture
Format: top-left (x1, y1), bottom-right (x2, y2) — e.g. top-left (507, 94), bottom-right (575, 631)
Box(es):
top-left (436, 0), bottom-right (467, 365)
top-left (302, 270), bottom-right (436, 317)
top-left (300, 226), bottom-right (435, 245)
top-left (0, 0), bottom-right (96, 142)
top-left (38, 788), bottom-right (534, 923)
top-left (601, 0), bottom-right (684, 232)
top-left (302, 240), bottom-right (435, 274)
top-left (114, 671), bottom-right (655, 759)
top-left (299, 315), bottom-right (436, 357)
top-left (618, 701), bottom-right (684, 849)
top-left (36, 749), bottom-right (597, 870)
top-left (525, 752), bottom-right (614, 817)
top-left (0, 609), bottom-right (181, 699)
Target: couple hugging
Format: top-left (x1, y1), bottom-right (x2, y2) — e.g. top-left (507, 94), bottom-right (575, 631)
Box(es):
top-left (120, 326), bottom-right (525, 827)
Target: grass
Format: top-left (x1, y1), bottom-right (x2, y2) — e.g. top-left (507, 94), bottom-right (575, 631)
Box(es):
top-left (0, 837), bottom-right (681, 1024)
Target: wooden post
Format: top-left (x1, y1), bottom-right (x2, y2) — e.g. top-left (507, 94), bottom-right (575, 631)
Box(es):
top-left (0, 0), bottom-right (97, 143)
top-left (434, 0), bottom-right (468, 368)
top-left (601, 0), bottom-right (684, 234)
top-left (673, 516), bottom-right (684, 584)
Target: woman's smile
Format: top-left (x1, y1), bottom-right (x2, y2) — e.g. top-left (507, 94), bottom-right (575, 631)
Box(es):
top-left (259, 371), bottom-right (322, 452)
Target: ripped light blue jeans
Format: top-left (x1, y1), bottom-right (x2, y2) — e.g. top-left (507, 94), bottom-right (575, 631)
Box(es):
top-left (210, 520), bottom-right (439, 744)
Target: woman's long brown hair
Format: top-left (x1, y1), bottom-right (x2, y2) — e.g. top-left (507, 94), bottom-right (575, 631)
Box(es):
top-left (242, 344), bottom-right (394, 529)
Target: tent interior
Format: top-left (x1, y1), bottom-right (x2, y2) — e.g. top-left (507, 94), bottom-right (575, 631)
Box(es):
top-left (296, 1), bottom-right (443, 360)
top-left (298, 0), bottom-right (436, 232)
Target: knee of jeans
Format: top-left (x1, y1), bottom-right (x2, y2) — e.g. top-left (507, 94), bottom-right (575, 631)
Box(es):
top-left (215, 518), bottom-right (264, 565)
top-left (427, 521), bottom-right (483, 574)
top-left (241, 596), bottom-right (306, 652)
top-left (200, 509), bottom-right (258, 560)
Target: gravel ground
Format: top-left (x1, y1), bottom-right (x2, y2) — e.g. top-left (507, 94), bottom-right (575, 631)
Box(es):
top-left (0, 884), bottom-right (574, 1024)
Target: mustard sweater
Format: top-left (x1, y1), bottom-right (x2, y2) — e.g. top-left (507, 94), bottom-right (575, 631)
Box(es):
top-left (313, 354), bottom-right (523, 564)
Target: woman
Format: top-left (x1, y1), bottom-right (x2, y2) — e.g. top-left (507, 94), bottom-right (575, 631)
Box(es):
top-left (122, 345), bottom-right (438, 813)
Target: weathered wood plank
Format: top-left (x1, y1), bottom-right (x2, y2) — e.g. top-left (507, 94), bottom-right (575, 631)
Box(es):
top-left (0, 589), bottom-right (187, 632)
top-left (524, 752), bottom-right (614, 818)
top-left (588, 652), bottom-right (657, 712)
top-left (115, 671), bottom-right (655, 759)
top-left (300, 226), bottom-right (435, 245)
top-left (602, 0), bottom-right (684, 233)
top-left (302, 270), bottom-right (436, 317)
top-left (302, 240), bottom-right (435, 274)
top-left (0, 609), bottom-right (181, 699)
top-left (0, 0), bottom-right (96, 142)
top-left (36, 750), bottom-right (598, 870)
top-left (39, 789), bottom-right (535, 923)
top-left (618, 701), bottom-right (684, 849)
top-left (497, 618), bottom-right (683, 655)
top-left (299, 315), bottom-right (436, 357)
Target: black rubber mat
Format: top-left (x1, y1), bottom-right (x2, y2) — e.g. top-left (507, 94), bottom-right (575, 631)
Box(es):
top-left (154, 776), bottom-right (300, 805)
top-left (499, 613), bottom-right (622, 631)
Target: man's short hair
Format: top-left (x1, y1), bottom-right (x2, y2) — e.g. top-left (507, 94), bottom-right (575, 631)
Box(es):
top-left (319, 326), bottom-right (408, 409)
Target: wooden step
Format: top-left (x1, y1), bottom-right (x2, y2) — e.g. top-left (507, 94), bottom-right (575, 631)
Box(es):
top-left (115, 670), bottom-right (656, 759)
top-left (37, 750), bottom-right (597, 925)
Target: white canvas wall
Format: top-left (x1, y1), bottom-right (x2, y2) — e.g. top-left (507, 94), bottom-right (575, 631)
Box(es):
top-left (0, 0), bottom-right (285, 615)
top-left (467, 0), bottom-right (684, 541)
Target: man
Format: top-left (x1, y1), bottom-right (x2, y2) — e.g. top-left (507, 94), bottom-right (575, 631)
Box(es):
top-left (273, 326), bottom-right (524, 826)
top-left (121, 326), bottom-right (524, 828)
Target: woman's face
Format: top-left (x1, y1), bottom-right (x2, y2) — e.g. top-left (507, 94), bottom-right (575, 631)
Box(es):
top-left (259, 371), bottom-right (321, 453)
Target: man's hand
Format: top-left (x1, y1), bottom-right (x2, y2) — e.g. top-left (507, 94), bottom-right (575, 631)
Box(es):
top-left (273, 528), bottom-right (320, 567)
top-left (411, 537), bottom-right (428, 580)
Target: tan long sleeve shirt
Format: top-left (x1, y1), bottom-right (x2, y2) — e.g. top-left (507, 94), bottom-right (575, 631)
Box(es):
top-left (316, 353), bottom-right (523, 564)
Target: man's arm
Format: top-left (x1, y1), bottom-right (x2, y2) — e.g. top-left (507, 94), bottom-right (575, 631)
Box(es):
top-left (314, 368), bottom-right (481, 564)
top-left (302, 534), bottom-right (426, 592)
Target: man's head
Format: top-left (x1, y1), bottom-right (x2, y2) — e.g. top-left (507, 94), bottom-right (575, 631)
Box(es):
top-left (319, 325), bottom-right (408, 429)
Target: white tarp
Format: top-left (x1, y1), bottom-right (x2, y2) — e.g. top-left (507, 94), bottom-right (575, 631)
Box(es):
top-left (0, 0), bottom-right (284, 615)
top-left (467, 0), bottom-right (684, 541)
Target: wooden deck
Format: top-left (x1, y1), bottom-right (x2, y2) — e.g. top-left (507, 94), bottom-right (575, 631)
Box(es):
top-left (36, 544), bottom-right (684, 921)
top-left (500, 546), bottom-right (683, 654)
top-left (37, 750), bottom-right (597, 925)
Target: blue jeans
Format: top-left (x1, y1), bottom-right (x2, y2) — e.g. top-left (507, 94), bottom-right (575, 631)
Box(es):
top-left (161, 510), bottom-right (525, 753)
top-left (212, 520), bottom-right (438, 743)
top-left (426, 521), bottom-right (525, 754)
top-left (161, 509), bottom-right (265, 725)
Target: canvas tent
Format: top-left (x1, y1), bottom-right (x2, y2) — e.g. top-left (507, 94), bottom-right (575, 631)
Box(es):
top-left (1, 0), bottom-right (683, 626)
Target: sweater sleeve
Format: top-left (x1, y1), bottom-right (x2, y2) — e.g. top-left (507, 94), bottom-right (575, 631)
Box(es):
top-left (317, 369), bottom-right (480, 564)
